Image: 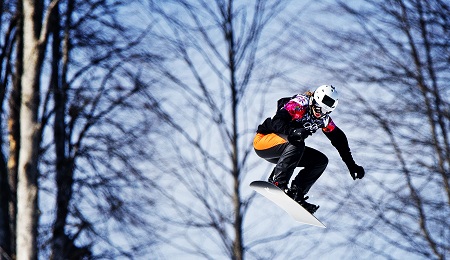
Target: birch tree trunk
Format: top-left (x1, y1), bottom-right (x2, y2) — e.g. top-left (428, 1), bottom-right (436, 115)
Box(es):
top-left (16, 0), bottom-right (54, 258)
top-left (16, 12), bottom-right (40, 260)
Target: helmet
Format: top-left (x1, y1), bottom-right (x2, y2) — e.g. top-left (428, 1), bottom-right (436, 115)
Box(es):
top-left (310, 85), bottom-right (339, 118)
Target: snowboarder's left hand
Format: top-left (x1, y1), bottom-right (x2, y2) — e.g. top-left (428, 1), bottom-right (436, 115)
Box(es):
top-left (348, 164), bottom-right (365, 180)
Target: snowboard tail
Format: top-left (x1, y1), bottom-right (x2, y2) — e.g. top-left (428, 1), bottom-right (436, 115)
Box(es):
top-left (250, 180), bottom-right (326, 228)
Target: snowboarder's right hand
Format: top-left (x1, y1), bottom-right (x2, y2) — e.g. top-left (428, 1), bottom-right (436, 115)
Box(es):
top-left (288, 128), bottom-right (311, 146)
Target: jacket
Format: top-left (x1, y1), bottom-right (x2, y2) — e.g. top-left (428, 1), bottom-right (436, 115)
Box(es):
top-left (256, 94), bottom-right (357, 169)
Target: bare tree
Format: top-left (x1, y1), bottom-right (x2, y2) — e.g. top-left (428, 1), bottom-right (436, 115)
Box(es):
top-left (0, 0), bottom-right (163, 259)
top-left (16, 0), bottom-right (58, 258)
top-left (41, 0), bottom-right (163, 258)
top-left (145, 1), bottom-right (327, 259)
top-left (0, 1), bottom-right (17, 257)
top-left (6, 3), bottom-right (23, 259)
top-left (285, 0), bottom-right (449, 259)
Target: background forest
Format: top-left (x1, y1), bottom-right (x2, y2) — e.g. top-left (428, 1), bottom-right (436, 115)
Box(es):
top-left (0, 0), bottom-right (448, 259)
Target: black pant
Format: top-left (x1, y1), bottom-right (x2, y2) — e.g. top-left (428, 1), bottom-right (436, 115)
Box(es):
top-left (255, 137), bottom-right (328, 194)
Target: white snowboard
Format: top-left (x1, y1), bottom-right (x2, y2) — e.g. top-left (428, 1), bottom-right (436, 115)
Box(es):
top-left (250, 180), bottom-right (326, 228)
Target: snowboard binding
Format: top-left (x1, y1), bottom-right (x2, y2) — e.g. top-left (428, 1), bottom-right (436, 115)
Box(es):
top-left (287, 184), bottom-right (319, 214)
top-left (268, 173), bottom-right (289, 192)
top-left (268, 171), bottom-right (319, 214)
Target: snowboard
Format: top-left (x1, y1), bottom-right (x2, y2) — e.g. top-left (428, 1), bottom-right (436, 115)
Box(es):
top-left (250, 180), bottom-right (326, 228)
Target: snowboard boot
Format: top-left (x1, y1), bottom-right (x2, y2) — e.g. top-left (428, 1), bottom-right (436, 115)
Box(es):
top-left (271, 178), bottom-right (288, 193)
top-left (287, 184), bottom-right (319, 214)
top-left (268, 168), bottom-right (289, 192)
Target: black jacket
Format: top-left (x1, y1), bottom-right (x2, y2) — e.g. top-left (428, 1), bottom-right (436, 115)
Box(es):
top-left (256, 95), bottom-right (357, 169)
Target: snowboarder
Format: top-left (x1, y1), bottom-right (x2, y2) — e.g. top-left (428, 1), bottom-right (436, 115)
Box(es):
top-left (253, 85), bottom-right (365, 214)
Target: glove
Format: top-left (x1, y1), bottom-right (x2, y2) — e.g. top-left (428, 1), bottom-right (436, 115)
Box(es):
top-left (348, 164), bottom-right (365, 180)
top-left (288, 128), bottom-right (311, 146)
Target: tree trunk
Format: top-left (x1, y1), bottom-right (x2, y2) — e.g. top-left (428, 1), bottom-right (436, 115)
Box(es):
top-left (0, 156), bottom-right (10, 260)
top-left (7, 4), bottom-right (24, 259)
top-left (16, 43), bottom-right (40, 260)
top-left (50, 2), bottom-right (77, 258)
top-left (16, 0), bottom-right (47, 258)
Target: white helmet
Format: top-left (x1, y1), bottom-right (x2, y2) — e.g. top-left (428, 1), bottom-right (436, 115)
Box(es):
top-left (311, 85), bottom-right (339, 117)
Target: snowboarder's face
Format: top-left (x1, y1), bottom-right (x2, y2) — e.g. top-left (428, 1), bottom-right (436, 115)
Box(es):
top-left (311, 103), bottom-right (324, 118)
